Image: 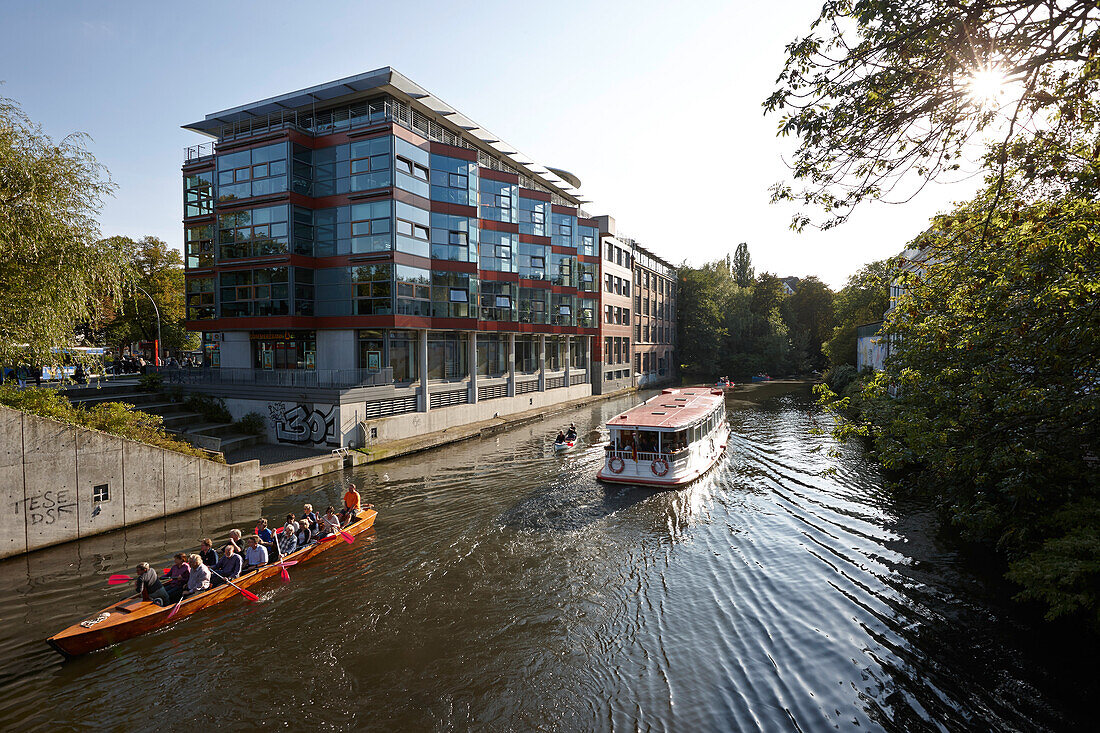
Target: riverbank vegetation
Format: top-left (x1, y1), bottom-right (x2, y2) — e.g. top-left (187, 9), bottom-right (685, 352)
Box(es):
top-left (0, 384), bottom-right (222, 462)
top-left (766, 0), bottom-right (1100, 625)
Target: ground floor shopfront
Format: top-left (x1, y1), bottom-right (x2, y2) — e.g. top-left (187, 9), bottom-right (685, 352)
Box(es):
top-left (185, 329), bottom-right (595, 449)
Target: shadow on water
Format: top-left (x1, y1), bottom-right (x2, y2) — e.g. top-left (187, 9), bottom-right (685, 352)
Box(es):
top-left (0, 383), bottom-right (1094, 731)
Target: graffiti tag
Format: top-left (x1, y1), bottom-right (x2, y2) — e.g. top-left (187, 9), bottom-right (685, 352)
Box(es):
top-left (268, 402), bottom-right (337, 445)
top-left (13, 490), bottom-right (77, 525)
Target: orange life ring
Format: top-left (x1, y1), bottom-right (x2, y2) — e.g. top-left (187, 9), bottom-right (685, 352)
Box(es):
top-left (651, 458), bottom-right (670, 476)
top-left (608, 455), bottom-right (625, 473)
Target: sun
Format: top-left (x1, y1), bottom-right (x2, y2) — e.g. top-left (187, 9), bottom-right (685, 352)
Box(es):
top-left (966, 66), bottom-right (1009, 108)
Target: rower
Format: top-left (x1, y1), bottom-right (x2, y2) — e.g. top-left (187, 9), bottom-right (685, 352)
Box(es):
top-left (211, 545), bottom-right (242, 587)
top-left (243, 535), bottom-right (268, 570)
top-left (343, 483), bottom-right (362, 521)
top-left (135, 562), bottom-right (169, 606)
top-left (566, 423), bottom-right (577, 441)
top-left (555, 430), bottom-right (567, 444)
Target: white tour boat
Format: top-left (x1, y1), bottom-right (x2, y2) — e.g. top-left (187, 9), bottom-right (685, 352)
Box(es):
top-left (597, 387), bottom-right (730, 487)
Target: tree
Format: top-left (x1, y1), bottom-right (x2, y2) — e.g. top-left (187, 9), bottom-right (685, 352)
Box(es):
top-left (732, 242), bottom-right (754, 287)
top-left (766, 1), bottom-right (1100, 230)
top-left (845, 194), bottom-right (1100, 623)
top-left (824, 261), bottom-right (891, 368)
top-left (100, 237), bottom-right (199, 354)
top-left (676, 264), bottom-right (730, 375)
top-left (783, 276), bottom-right (835, 371)
top-left (0, 95), bottom-right (132, 367)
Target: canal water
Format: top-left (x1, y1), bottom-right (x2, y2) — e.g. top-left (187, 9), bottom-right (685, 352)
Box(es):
top-left (0, 383), bottom-right (1091, 731)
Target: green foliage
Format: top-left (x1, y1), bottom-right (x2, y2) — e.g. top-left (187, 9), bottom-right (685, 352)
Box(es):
top-left (99, 236), bottom-right (199, 353)
top-left (821, 194), bottom-right (1100, 625)
top-left (784, 276), bottom-right (835, 371)
top-left (0, 384), bottom-right (219, 462)
top-left (732, 242), bottom-right (754, 287)
top-left (183, 393), bottom-right (232, 424)
top-left (137, 372), bottom-right (163, 392)
top-left (824, 260), bottom-right (892, 368)
top-left (822, 364), bottom-right (859, 395)
top-left (236, 411), bottom-right (267, 436)
top-left (677, 257), bottom-right (832, 379)
top-left (766, 0), bottom-right (1100, 230)
top-left (0, 95), bottom-right (132, 368)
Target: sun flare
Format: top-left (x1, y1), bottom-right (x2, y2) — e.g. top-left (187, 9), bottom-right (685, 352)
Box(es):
top-left (967, 66), bottom-right (1009, 108)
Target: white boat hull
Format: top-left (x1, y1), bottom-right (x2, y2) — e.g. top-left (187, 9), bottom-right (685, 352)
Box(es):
top-left (597, 427), bottom-right (730, 488)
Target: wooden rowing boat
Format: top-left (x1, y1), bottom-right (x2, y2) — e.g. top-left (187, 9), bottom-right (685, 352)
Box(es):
top-left (46, 509), bottom-right (377, 658)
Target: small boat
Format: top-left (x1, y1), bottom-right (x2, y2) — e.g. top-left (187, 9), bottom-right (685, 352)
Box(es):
top-left (46, 509), bottom-right (378, 658)
top-left (715, 378), bottom-right (736, 391)
top-left (597, 388), bottom-right (729, 488)
top-left (553, 439), bottom-right (578, 452)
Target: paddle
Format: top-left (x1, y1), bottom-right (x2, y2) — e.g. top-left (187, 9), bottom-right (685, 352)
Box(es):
top-left (166, 594), bottom-right (184, 620)
top-left (209, 570), bottom-right (260, 602)
top-left (108, 574), bottom-right (133, 585)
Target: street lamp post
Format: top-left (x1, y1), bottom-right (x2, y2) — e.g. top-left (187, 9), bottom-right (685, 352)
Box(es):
top-left (135, 286), bottom-right (162, 367)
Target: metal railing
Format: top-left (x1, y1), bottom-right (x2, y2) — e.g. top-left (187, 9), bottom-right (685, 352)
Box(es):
top-left (605, 449), bottom-right (691, 463)
top-left (160, 366), bottom-right (393, 389)
top-left (185, 141), bottom-right (216, 162)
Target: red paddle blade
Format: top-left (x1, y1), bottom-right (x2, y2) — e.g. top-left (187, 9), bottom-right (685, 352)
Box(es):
top-left (167, 598), bottom-right (183, 619)
top-left (108, 575), bottom-right (132, 585)
top-left (320, 534), bottom-right (340, 542)
top-left (239, 588), bottom-right (260, 602)
top-left (162, 567), bottom-right (170, 574)
top-left (279, 560), bottom-right (298, 567)
top-left (339, 530), bottom-right (355, 544)
top-left (280, 566), bottom-right (290, 582)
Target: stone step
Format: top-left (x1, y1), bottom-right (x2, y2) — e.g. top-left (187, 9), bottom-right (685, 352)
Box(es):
top-left (181, 422), bottom-right (240, 438)
top-left (159, 412), bottom-right (205, 429)
top-left (219, 434), bottom-right (261, 453)
top-left (70, 391), bottom-right (163, 407)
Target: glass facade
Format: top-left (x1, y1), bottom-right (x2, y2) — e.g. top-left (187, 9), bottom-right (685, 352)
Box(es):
top-left (218, 205), bottom-right (289, 260)
top-left (217, 143), bottom-right (288, 202)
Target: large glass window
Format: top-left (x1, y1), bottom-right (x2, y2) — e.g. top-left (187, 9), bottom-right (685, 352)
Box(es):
top-left (579, 297), bottom-right (597, 328)
top-left (518, 287), bottom-right (547, 324)
top-left (430, 154), bottom-right (477, 205)
top-left (578, 261), bottom-right (597, 292)
top-left (479, 230), bottom-right (517, 272)
top-left (294, 268), bottom-right (314, 316)
top-left (578, 225), bottom-right (597, 257)
top-left (518, 196), bottom-right (547, 236)
top-left (479, 280), bottom-right (517, 321)
top-left (350, 200), bottom-right (392, 254)
top-left (219, 267), bottom-right (289, 317)
top-left (550, 252), bottom-right (575, 287)
top-left (430, 213), bottom-right (477, 262)
top-left (431, 271), bottom-right (476, 318)
top-left (352, 263), bottom-right (393, 315)
top-left (184, 170), bottom-right (214, 217)
top-left (185, 224), bottom-right (214, 268)
top-left (217, 205), bottom-right (289, 260)
top-left (252, 330), bottom-right (315, 370)
top-left (478, 178), bottom-right (517, 222)
top-left (515, 335), bottom-right (539, 373)
top-left (358, 329), bottom-right (385, 372)
top-left (395, 265), bottom-right (431, 316)
top-left (476, 334), bottom-right (508, 377)
top-left (546, 336), bottom-right (564, 371)
top-left (517, 241), bottom-right (547, 280)
top-left (349, 136), bottom-right (392, 192)
top-left (551, 212), bottom-right (576, 248)
top-left (571, 336), bottom-right (588, 369)
top-left (427, 331), bottom-right (468, 380)
top-left (395, 202), bottom-right (430, 257)
top-left (395, 138), bottom-right (430, 198)
top-left (308, 144), bottom-right (349, 198)
top-left (216, 143), bottom-right (288, 202)
top-left (551, 293), bottom-right (575, 326)
top-left (388, 330), bottom-right (418, 382)
top-left (185, 277), bottom-right (214, 320)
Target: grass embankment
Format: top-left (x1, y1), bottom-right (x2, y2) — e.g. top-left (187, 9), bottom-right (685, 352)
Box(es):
top-left (0, 384), bottom-right (224, 463)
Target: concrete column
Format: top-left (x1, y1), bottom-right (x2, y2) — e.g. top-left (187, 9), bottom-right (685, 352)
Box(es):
top-left (585, 336), bottom-right (592, 383)
top-left (507, 333), bottom-right (516, 397)
top-left (564, 335), bottom-right (572, 385)
top-left (538, 334), bottom-right (546, 391)
top-left (468, 331), bottom-right (478, 404)
top-left (419, 329), bottom-right (430, 412)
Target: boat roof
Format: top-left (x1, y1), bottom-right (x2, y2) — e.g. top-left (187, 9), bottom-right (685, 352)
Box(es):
top-left (608, 388), bottom-right (724, 430)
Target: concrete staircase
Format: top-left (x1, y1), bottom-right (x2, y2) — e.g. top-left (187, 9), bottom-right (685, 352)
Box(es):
top-left (64, 383), bottom-right (262, 456)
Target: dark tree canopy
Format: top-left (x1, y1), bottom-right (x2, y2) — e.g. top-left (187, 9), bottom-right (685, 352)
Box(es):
top-left (767, 0), bottom-right (1100, 230)
top-left (732, 242), bottom-right (754, 287)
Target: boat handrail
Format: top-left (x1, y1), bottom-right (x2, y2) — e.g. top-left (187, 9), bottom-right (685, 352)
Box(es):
top-left (606, 449), bottom-right (692, 463)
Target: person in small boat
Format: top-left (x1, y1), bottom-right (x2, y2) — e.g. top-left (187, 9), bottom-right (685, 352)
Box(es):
top-left (211, 545), bottom-right (242, 587)
top-left (318, 506), bottom-right (342, 538)
top-left (135, 562), bottom-right (170, 606)
top-left (343, 483), bottom-right (362, 521)
top-left (567, 424), bottom-right (578, 440)
top-left (222, 529), bottom-right (243, 554)
top-left (164, 553), bottom-right (191, 603)
top-left (302, 504), bottom-right (319, 528)
top-left (256, 519), bottom-right (273, 543)
top-left (182, 554), bottom-right (211, 598)
top-left (284, 513), bottom-right (299, 534)
top-left (555, 430), bottom-right (567, 445)
top-left (198, 538), bottom-right (217, 568)
top-left (243, 536), bottom-right (268, 570)
top-left (296, 518), bottom-right (313, 547)
top-left (278, 524), bottom-right (298, 555)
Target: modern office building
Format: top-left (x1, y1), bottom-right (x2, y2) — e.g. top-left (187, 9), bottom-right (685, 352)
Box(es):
top-left (593, 215), bottom-right (634, 394)
top-left (632, 243), bottom-right (677, 388)
top-left (180, 67), bottom-right (674, 447)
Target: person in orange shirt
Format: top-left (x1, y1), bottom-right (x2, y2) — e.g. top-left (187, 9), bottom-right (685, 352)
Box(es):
top-left (342, 483), bottom-right (361, 521)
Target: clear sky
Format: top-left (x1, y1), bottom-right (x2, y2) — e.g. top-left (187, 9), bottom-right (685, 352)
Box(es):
top-left (0, 0), bottom-right (981, 288)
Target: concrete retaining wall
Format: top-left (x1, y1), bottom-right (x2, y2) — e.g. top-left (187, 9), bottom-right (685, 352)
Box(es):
top-left (0, 405), bottom-right (261, 560)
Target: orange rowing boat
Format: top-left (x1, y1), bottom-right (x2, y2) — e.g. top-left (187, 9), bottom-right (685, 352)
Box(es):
top-left (46, 509), bottom-right (377, 658)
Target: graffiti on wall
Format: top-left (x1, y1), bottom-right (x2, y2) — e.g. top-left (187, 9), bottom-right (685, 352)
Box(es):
top-left (267, 402), bottom-right (338, 445)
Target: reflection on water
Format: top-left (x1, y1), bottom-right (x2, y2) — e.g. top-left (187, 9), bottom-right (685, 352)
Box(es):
top-left (0, 385), bottom-right (1091, 731)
